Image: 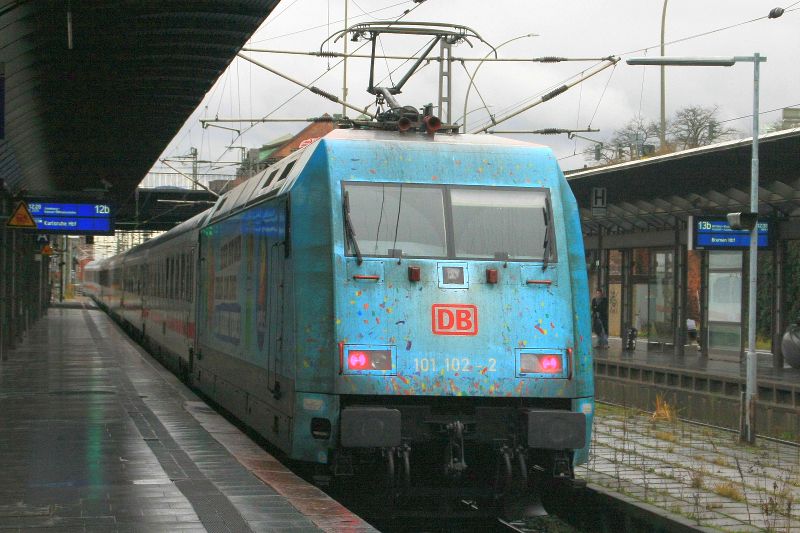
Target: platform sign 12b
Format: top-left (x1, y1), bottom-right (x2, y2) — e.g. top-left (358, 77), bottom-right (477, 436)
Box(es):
top-left (689, 215), bottom-right (771, 251)
top-left (26, 201), bottom-right (114, 236)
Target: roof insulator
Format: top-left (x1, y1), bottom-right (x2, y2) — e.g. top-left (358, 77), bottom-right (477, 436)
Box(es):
top-left (542, 85), bottom-right (569, 102)
top-left (768, 7), bottom-right (784, 18)
top-left (310, 86), bottom-right (339, 103)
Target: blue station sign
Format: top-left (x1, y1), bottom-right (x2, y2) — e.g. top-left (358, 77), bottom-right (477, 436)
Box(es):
top-left (27, 201), bottom-right (114, 235)
top-left (690, 215), bottom-right (771, 250)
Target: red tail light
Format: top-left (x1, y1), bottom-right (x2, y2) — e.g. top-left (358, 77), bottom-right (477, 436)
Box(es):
top-left (346, 349), bottom-right (393, 371)
top-left (520, 353), bottom-right (565, 375)
top-left (540, 355), bottom-right (561, 372)
top-left (349, 351), bottom-right (368, 369)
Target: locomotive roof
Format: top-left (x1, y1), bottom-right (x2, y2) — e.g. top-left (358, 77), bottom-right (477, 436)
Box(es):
top-left (102, 130), bottom-right (554, 263)
top-left (204, 129), bottom-right (552, 225)
top-left (324, 128), bottom-right (544, 147)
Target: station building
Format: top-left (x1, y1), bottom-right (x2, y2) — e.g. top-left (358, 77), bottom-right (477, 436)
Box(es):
top-left (568, 127), bottom-right (800, 367)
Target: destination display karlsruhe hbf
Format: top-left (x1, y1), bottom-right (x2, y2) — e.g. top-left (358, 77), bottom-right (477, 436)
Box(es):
top-left (27, 202), bottom-right (114, 235)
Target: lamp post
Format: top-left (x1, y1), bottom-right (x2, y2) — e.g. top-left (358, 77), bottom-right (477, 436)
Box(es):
top-left (627, 54), bottom-right (767, 443)
top-left (461, 33), bottom-right (537, 133)
top-left (660, 0), bottom-right (668, 147)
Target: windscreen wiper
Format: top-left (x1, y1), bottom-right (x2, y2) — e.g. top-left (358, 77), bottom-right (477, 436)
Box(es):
top-left (542, 196), bottom-right (552, 271)
top-left (343, 191), bottom-right (363, 265)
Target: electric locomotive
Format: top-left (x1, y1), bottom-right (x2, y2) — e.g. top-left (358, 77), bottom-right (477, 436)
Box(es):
top-left (86, 118), bottom-right (592, 503)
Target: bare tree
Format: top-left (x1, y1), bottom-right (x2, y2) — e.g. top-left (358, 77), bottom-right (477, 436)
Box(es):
top-left (668, 105), bottom-right (737, 149)
top-left (611, 115), bottom-right (662, 153)
top-left (583, 115), bottom-right (662, 164)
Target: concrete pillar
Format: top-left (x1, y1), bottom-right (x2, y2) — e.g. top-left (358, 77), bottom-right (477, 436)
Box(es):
top-left (597, 226), bottom-right (607, 291)
top-left (10, 229), bottom-right (17, 344)
top-left (772, 235), bottom-right (784, 368)
top-left (0, 198), bottom-right (6, 360)
top-left (623, 249), bottom-right (633, 332)
top-left (699, 251), bottom-right (708, 357)
top-left (674, 223), bottom-right (686, 356)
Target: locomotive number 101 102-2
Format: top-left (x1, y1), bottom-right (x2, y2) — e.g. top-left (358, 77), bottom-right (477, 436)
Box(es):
top-left (413, 357), bottom-right (497, 373)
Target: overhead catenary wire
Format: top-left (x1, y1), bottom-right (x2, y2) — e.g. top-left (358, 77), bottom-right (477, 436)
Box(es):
top-left (459, 60), bottom-right (494, 127)
top-left (237, 53), bottom-right (377, 120)
top-left (241, 47), bottom-right (608, 63)
top-left (471, 58), bottom-right (620, 133)
top-left (475, 64), bottom-right (599, 129)
top-left (201, 1), bottom-right (427, 171)
top-left (248, 0), bottom-right (414, 44)
top-left (554, 102), bottom-right (800, 163)
top-left (616, 6), bottom-right (799, 57)
top-left (158, 2), bottom-right (796, 181)
top-left (159, 160), bottom-right (220, 198)
top-left (587, 63), bottom-right (617, 129)
top-left (555, 7), bottom-right (798, 151)
top-left (260, 0), bottom-right (302, 31)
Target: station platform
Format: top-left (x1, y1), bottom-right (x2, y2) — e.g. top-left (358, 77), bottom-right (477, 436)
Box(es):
top-left (592, 336), bottom-right (800, 440)
top-left (593, 335), bottom-right (800, 383)
top-left (0, 302), bottom-right (376, 533)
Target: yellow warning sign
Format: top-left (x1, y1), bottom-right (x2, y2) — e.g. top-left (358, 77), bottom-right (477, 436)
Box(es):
top-left (41, 244), bottom-right (54, 256)
top-left (6, 201), bottom-right (37, 229)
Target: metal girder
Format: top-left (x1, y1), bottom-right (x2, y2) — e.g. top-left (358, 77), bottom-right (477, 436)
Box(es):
top-left (652, 197), bottom-right (679, 214)
top-left (617, 200), bottom-right (668, 229)
top-left (767, 180), bottom-right (797, 199)
top-left (608, 204), bottom-right (647, 231)
top-left (634, 199), bottom-right (658, 213)
top-left (704, 190), bottom-right (735, 209)
top-left (723, 188), bottom-right (750, 206)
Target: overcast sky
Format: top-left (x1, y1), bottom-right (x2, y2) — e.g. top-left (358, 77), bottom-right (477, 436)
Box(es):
top-left (148, 0), bottom-right (799, 183)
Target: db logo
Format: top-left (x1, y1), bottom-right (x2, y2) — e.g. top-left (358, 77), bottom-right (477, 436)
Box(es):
top-left (432, 304), bottom-right (478, 336)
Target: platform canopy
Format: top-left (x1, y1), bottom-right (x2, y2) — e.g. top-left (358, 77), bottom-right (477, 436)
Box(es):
top-left (0, 1), bottom-right (276, 206)
top-left (567, 128), bottom-right (800, 236)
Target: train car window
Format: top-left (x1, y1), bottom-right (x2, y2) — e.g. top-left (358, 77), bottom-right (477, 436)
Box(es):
top-left (262, 169), bottom-right (280, 189)
top-left (169, 257), bottom-right (174, 299)
top-left (450, 188), bottom-right (553, 261)
top-left (343, 183), bottom-right (447, 258)
top-left (276, 161), bottom-right (295, 183)
top-left (181, 252), bottom-right (189, 301)
top-left (188, 253), bottom-right (194, 303)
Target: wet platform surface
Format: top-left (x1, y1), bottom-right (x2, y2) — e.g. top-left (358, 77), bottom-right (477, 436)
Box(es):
top-left (0, 303), bottom-right (376, 533)
top-left (593, 335), bottom-right (800, 384)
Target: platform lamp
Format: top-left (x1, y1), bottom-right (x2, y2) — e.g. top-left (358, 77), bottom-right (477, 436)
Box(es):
top-left (626, 54), bottom-right (766, 444)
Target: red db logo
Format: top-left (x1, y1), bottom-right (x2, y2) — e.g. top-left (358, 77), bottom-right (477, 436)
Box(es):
top-left (432, 304), bottom-right (478, 336)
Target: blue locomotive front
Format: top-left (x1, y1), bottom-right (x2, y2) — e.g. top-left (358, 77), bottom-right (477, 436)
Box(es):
top-left (286, 129), bottom-right (592, 491)
top-left (86, 123), bottom-right (592, 502)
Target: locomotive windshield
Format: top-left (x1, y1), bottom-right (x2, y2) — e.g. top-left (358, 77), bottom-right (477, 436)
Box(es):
top-left (344, 182), bottom-right (555, 261)
top-left (451, 188), bottom-right (549, 260)
top-left (344, 183), bottom-right (447, 257)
